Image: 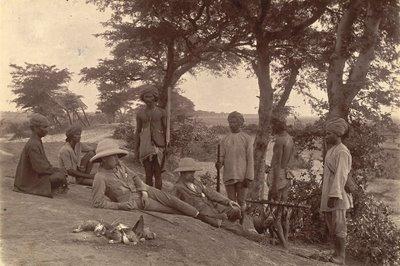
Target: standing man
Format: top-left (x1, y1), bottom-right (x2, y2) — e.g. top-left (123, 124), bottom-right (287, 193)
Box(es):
top-left (58, 124), bottom-right (96, 186)
top-left (216, 111), bottom-right (254, 213)
top-left (14, 113), bottom-right (68, 198)
top-left (134, 85), bottom-right (167, 190)
top-left (267, 117), bottom-right (295, 249)
top-left (321, 117), bottom-right (353, 265)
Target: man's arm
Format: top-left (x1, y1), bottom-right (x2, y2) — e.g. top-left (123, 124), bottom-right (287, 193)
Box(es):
top-left (134, 113), bottom-right (142, 158)
top-left (92, 174), bottom-right (121, 210)
top-left (28, 144), bottom-right (54, 175)
top-left (67, 169), bottom-right (94, 180)
top-left (80, 142), bottom-right (95, 152)
top-left (202, 184), bottom-right (231, 206)
top-left (124, 164), bottom-right (147, 192)
top-left (270, 139), bottom-right (284, 193)
top-left (328, 151), bottom-right (351, 200)
top-left (245, 135), bottom-right (254, 181)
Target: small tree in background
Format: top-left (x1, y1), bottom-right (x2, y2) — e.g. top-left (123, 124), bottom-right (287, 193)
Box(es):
top-left (9, 63), bottom-right (72, 125)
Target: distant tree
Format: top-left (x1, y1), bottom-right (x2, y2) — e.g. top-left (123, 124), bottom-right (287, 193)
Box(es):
top-left (9, 63), bottom-right (72, 125)
top-left (56, 91), bottom-right (90, 126)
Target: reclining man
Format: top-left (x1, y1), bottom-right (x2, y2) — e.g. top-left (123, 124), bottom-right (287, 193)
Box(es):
top-left (91, 139), bottom-right (199, 218)
top-left (58, 124), bottom-right (95, 186)
top-left (14, 113), bottom-right (68, 198)
top-left (174, 157), bottom-right (263, 239)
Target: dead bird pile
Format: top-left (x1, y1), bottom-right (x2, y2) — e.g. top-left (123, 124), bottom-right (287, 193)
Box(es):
top-left (72, 215), bottom-right (156, 245)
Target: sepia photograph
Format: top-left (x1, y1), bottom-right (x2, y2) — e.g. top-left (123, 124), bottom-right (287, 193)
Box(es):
top-left (0, 0), bottom-right (399, 265)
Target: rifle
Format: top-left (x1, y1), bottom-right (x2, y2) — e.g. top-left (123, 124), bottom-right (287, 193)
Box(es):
top-left (161, 85), bottom-right (171, 172)
top-left (246, 200), bottom-right (310, 209)
top-left (216, 144), bottom-right (221, 192)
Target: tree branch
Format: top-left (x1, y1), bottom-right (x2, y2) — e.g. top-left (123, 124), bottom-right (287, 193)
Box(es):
top-left (345, 1), bottom-right (383, 104)
top-left (274, 63), bottom-right (301, 113)
top-left (267, 0), bottom-right (331, 40)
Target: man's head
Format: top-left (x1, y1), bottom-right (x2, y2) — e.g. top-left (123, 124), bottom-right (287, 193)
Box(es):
top-left (324, 117), bottom-right (349, 145)
top-left (29, 113), bottom-right (50, 138)
top-left (175, 157), bottom-right (202, 182)
top-left (90, 139), bottom-right (129, 169)
top-left (140, 85), bottom-right (159, 106)
top-left (227, 111), bottom-right (244, 133)
top-left (66, 124), bottom-right (82, 143)
top-left (271, 117), bottom-right (286, 135)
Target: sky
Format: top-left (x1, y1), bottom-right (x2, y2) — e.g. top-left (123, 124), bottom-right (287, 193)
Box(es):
top-left (0, 0), bottom-right (397, 118)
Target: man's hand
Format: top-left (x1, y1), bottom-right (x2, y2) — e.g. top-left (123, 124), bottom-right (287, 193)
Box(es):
top-left (215, 161), bottom-right (223, 170)
top-left (228, 200), bottom-right (240, 209)
top-left (119, 201), bottom-right (135, 211)
top-left (141, 191), bottom-right (149, 209)
top-left (327, 197), bottom-right (338, 208)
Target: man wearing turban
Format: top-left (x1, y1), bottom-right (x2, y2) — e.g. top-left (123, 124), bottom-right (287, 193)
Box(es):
top-left (216, 111), bottom-right (254, 216)
top-left (58, 124), bottom-right (96, 186)
top-left (14, 113), bottom-right (68, 197)
top-left (134, 85), bottom-right (167, 190)
top-left (320, 117), bottom-right (353, 265)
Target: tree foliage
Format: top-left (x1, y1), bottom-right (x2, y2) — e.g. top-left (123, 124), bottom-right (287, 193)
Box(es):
top-left (10, 63), bottom-right (72, 116)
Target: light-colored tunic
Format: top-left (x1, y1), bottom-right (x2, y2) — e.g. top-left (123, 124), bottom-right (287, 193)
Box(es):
top-left (320, 143), bottom-right (353, 212)
top-left (220, 132), bottom-right (254, 185)
top-left (58, 142), bottom-right (92, 171)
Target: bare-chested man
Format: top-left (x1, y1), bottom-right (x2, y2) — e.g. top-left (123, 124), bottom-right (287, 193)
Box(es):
top-left (267, 117), bottom-right (295, 249)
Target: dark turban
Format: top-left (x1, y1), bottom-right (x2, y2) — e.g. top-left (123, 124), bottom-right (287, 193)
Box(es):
top-left (228, 111), bottom-right (245, 125)
top-left (29, 113), bottom-right (49, 128)
top-left (325, 117), bottom-right (349, 137)
top-left (140, 85), bottom-right (159, 101)
top-left (66, 124), bottom-right (82, 139)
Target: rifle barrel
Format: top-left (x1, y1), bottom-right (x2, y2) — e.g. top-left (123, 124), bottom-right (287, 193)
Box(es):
top-left (246, 200), bottom-right (310, 209)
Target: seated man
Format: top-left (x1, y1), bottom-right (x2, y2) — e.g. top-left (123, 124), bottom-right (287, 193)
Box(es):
top-left (58, 124), bottom-right (95, 186)
top-left (90, 139), bottom-right (199, 218)
top-left (14, 113), bottom-right (68, 198)
top-left (174, 157), bottom-right (262, 239)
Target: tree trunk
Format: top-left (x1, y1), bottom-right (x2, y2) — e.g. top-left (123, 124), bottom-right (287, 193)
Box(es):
top-left (66, 110), bottom-right (72, 125)
top-left (326, 0), bottom-right (381, 120)
top-left (159, 40), bottom-right (176, 109)
top-left (81, 108), bottom-right (90, 126)
top-left (248, 42), bottom-right (274, 201)
top-left (73, 110), bottom-right (86, 127)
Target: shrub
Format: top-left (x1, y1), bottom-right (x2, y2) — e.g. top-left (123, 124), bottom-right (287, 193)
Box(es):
top-left (170, 118), bottom-right (219, 161)
top-left (347, 194), bottom-right (400, 265)
top-left (199, 171), bottom-right (216, 188)
top-left (8, 121), bottom-right (31, 140)
top-left (113, 123), bottom-right (136, 150)
top-left (243, 123), bottom-right (258, 135)
top-left (209, 124), bottom-right (230, 135)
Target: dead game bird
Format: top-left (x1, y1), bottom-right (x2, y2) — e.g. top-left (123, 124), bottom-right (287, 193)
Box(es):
top-left (72, 215), bottom-right (156, 245)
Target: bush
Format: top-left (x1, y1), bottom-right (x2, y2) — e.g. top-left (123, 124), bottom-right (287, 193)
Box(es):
top-left (209, 124), bottom-right (230, 135)
top-left (199, 171), bottom-right (216, 188)
top-left (347, 194), bottom-right (400, 265)
top-left (243, 123), bottom-right (258, 135)
top-left (113, 123), bottom-right (136, 150)
top-left (170, 118), bottom-right (219, 161)
top-left (8, 121), bottom-right (31, 140)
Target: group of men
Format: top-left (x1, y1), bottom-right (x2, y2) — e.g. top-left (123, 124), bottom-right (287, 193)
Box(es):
top-left (13, 86), bottom-right (353, 265)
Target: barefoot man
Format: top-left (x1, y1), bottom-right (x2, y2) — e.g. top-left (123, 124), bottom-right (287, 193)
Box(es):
top-left (267, 117), bottom-right (295, 249)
